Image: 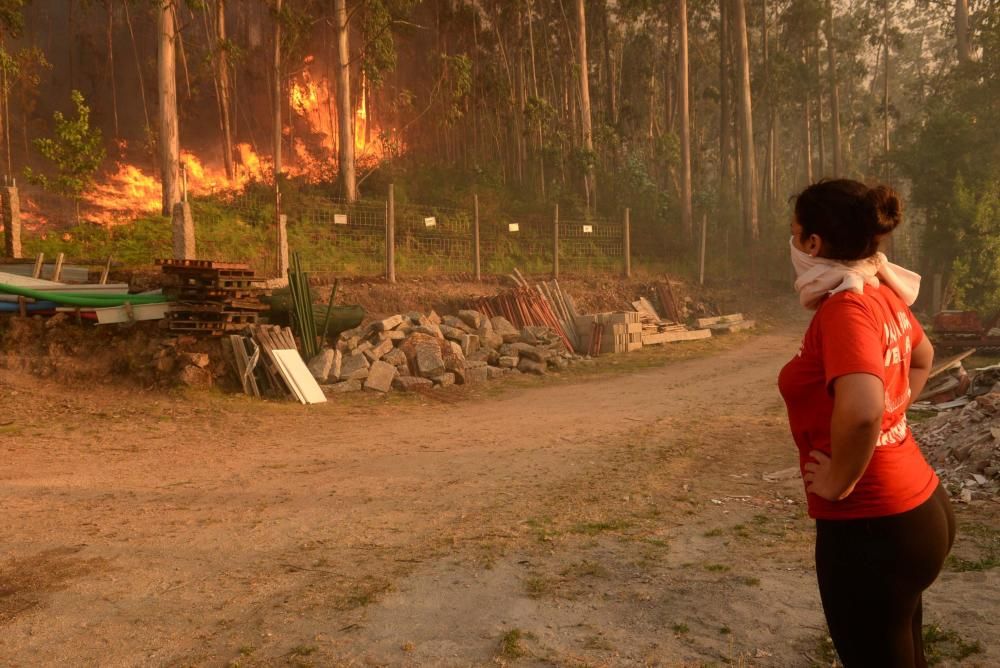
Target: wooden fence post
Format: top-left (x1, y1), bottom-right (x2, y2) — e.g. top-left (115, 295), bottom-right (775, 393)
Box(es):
top-left (553, 203), bottom-right (560, 279)
top-left (623, 208), bottom-right (631, 278)
top-left (699, 213), bottom-right (707, 286)
top-left (473, 193), bottom-right (481, 281)
top-left (387, 183), bottom-right (396, 283)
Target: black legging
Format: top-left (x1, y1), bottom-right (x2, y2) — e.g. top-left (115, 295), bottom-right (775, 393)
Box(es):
top-left (815, 483), bottom-right (956, 668)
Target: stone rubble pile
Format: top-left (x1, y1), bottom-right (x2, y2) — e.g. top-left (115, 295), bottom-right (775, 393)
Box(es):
top-left (307, 309), bottom-right (582, 394)
top-left (913, 392), bottom-right (1000, 501)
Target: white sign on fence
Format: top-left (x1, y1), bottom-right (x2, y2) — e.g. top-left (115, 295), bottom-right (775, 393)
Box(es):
top-left (334, 214), bottom-right (348, 225)
top-left (508, 223), bottom-right (520, 233)
top-left (583, 225), bottom-right (593, 234)
top-left (424, 217), bottom-right (437, 228)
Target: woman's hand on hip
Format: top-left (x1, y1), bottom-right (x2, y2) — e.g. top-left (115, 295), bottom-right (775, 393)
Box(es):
top-left (804, 450), bottom-right (857, 502)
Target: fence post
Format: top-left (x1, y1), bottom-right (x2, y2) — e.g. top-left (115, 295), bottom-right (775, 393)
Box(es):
top-left (623, 207), bottom-right (631, 278)
top-left (553, 203), bottom-right (560, 279)
top-left (473, 193), bottom-right (481, 281)
top-left (699, 213), bottom-right (707, 286)
top-left (277, 214), bottom-right (289, 278)
top-left (387, 183), bottom-right (396, 283)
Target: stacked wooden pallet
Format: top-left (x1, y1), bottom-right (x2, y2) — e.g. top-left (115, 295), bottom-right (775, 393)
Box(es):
top-left (158, 259), bottom-right (270, 335)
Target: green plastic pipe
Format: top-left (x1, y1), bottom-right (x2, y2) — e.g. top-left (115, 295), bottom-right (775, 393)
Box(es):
top-left (0, 283), bottom-right (168, 307)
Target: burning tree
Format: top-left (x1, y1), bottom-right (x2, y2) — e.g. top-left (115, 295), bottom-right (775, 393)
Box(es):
top-left (24, 90), bottom-right (105, 220)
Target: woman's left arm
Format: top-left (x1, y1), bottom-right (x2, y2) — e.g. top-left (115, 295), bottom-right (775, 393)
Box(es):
top-left (804, 373), bottom-right (884, 501)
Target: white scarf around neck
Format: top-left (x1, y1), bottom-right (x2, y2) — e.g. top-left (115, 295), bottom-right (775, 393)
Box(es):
top-left (789, 237), bottom-right (921, 310)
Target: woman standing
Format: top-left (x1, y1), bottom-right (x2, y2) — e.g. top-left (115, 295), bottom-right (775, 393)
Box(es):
top-left (778, 179), bottom-right (955, 667)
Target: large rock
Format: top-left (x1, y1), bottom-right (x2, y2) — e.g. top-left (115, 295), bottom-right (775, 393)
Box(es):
top-left (486, 366), bottom-right (507, 380)
top-left (413, 323), bottom-right (444, 339)
top-left (307, 349), bottom-right (337, 382)
top-left (324, 379), bottom-right (363, 394)
top-left (178, 365), bottom-right (212, 388)
top-left (498, 355), bottom-right (518, 368)
top-left (337, 352), bottom-right (370, 381)
top-left (491, 316), bottom-right (520, 343)
top-left (427, 310), bottom-right (443, 325)
top-left (393, 376), bottom-right (433, 392)
top-left (460, 333), bottom-right (480, 357)
top-left (456, 363), bottom-right (489, 386)
top-left (431, 372), bottom-right (456, 387)
top-left (518, 358), bottom-right (547, 375)
top-left (180, 352), bottom-right (211, 369)
top-left (439, 324), bottom-right (465, 342)
top-left (448, 340), bottom-right (465, 360)
top-left (376, 314), bottom-right (404, 331)
top-left (364, 338), bottom-right (394, 362)
top-left (415, 341), bottom-right (446, 378)
top-left (442, 315), bottom-right (472, 333)
top-left (382, 348), bottom-right (408, 368)
top-left (364, 360), bottom-right (397, 393)
top-left (478, 330), bottom-right (504, 351)
top-left (511, 342), bottom-right (548, 363)
top-left (458, 310), bottom-right (484, 329)
top-left (519, 326), bottom-right (554, 345)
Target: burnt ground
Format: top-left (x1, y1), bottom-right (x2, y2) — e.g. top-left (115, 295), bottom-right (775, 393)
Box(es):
top-left (0, 312), bottom-right (997, 667)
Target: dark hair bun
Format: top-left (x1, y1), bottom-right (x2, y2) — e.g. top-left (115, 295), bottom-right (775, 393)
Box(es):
top-left (866, 185), bottom-right (902, 235)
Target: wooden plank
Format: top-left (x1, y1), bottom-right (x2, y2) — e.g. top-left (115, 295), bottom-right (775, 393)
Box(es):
top-left (706, 320), bottom-right (756, 334)
top-left (928, 348), bottom-right (977, 381)
top-left (273, 349), bottom-right (327, 404)
top-left (100, 256), bottom-right (113, 284)
top-left (642, 329), bottom-right (713, 345)
top-left (52, 253), bottom-right (65, 282)
top-left (95, 302), bottom-right (170, 324)
top-left (228, 335), bottom-right (261, 398)
top-left (32, 253), bottom-right (44, 279)
top-left (697, 313), bottom-right (745, 328)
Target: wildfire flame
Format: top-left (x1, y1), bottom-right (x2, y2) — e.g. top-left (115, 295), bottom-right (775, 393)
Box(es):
top-left (57, 57), bottom-right (400, 228)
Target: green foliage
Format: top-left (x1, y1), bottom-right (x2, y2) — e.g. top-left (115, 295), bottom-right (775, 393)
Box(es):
top-left (0, 0), bottom-right (25, 36)
top-left (25, 90), bottom-right (106, 202)
top-left (948, 177), bottom-right (1000, 314)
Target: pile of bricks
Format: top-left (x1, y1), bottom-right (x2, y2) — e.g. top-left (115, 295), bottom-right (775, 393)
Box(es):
top-left (307, 308), bottom-right (581, 394)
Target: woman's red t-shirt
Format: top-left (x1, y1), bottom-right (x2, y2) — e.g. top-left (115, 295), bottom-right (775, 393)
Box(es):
top-left (778, 284), bottom-right (938, 520)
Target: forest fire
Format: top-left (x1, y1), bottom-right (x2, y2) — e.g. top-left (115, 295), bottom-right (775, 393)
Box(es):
top-left (36, 62), bottom-right (395, 228)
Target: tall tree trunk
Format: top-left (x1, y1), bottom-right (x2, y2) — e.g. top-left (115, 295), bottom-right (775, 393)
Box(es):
top-left (107, 1), bottom-right (119, 139)
top-left (158, 0), bottom-right (182, 216)
top-left (600, 0), bottom-right (617, 126)
top-left (575, 0), bottom-right (596, 211)
top-left (732, 0), bottom-right (758, 241)
top-left (527, 1), bottom-right (546, 198)
top-left (882, 0), bottom-right (891, 181)
top-left (272, 0), bottom-right (282, 179)
top-left (678, 0), bottom-right (693, 242)
top-left (718, 0), bottom-right (732, 204)
top-left (334, 0), bottom-right (357, 201)
top-left (814, 42), bottom-right (825, 176)
top-left (956, 0), bottom-right (972, 63)
top-left (803, 90), bottom-right (813, 184)
top-left (826, 0), bottom-right (842, 176)
top-left (124, 0), bottom-right (151, 140)
top-left (217, 0), bottom-right (235, 181)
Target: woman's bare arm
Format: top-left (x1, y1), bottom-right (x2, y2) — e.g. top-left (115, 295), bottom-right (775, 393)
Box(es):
top-left (908, 336), bottom-right (934, 406)
top-left (804, 373), bottom-right (884, 501)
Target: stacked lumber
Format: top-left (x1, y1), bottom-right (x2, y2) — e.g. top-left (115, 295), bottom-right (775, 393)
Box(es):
top-left (629, 296), bottom-right (711, 345)
top-left (158, 259), bottom-right (270, 335)
top-left (696, 313), bottom-right (756, 334)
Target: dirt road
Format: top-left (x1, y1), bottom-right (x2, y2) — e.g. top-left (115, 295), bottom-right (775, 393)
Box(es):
top-left (1, 324), bottom-right (996, 667)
